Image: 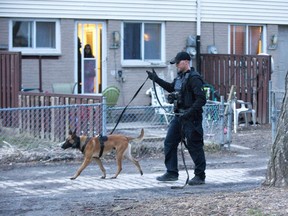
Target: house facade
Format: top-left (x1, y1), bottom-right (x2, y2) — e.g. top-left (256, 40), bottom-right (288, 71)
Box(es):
top-left (0, 0), bottom-right (287, 106)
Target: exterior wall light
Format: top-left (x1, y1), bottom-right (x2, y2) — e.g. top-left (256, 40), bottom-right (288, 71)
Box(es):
top-left (268, 34), bottom-right (278, 50)
top-left (111, 31), bottom-right (120, 49)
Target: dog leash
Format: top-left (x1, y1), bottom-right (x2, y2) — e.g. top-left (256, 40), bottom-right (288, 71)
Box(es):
top-left (109, 77), bottom-right (149, 135)
top-left (171, 126), bottom-right (189, 189)
top-left (149, 69), bottom-right (173, 114)
top-left (171, 125), bottom-right (190, 189)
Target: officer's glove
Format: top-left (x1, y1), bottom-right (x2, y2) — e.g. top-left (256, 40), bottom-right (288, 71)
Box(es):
top-left (146, 68), bottom-right (158, 80)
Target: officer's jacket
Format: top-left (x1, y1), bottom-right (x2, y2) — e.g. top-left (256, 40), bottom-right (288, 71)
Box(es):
top-left (154, 69), bottom-right (206, 120)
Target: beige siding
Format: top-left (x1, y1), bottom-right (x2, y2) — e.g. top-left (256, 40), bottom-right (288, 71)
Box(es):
top-left (1, 0), bottom-right (288, 24)
top-left (0, 0), bottom-right (196, 21)
top-left (201, 0), bottom-right (288, 24)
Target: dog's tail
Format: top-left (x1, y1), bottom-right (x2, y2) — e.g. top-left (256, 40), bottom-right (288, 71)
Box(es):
top-left (127, 128), bottom-right (144, 143)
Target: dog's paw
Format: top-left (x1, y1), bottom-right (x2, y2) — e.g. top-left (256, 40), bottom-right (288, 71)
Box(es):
top-left (110, 176), bottom-right (117, 179)
top-left (100, 176), bottom-right (106, 179)
top-left (70, 177), bottom-right (76, 180)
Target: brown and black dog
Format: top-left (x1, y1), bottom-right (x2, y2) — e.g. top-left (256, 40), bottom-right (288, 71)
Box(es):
top-left (61, 129), bottom-right (144, 180)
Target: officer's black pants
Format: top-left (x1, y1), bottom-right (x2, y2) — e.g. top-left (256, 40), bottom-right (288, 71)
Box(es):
top-left (164, 116), bottom-right (206, 179)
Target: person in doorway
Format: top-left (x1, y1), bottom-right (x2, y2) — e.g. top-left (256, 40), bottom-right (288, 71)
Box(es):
top-left (83, 44), bottom-right (96, 93)
top-left (146, 51), bottom-right (207, 185)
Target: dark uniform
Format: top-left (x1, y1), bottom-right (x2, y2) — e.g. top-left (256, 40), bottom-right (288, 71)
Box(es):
top-left (149, 67), bottom-right (207, 183)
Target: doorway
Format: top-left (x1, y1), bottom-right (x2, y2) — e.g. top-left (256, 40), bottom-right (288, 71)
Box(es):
top-left (76, 22), bottom-right (106, 94)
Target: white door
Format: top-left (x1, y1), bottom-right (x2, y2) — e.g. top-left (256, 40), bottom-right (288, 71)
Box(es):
top-left (76, 22), bottom-right (106, 94)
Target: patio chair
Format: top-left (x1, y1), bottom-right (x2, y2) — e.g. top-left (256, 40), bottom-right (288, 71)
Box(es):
top-left (146, 86), bottom-right (173, 125)
top-left (102, 86), bottom-right (120, 107)
top-left (52, 82), bottom-right (77, 94)
top-left (102, 86), bottom-right (120, 123)
top-left (231, 99), bottom-right (256, 133)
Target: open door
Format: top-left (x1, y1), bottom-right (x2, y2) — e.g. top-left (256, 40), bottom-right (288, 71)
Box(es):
top-left (76, 22), bottom-right (105, 94)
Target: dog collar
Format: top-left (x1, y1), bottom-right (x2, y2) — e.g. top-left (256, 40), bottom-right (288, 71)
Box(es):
top-left (81, 137), bottom-right (91, 153)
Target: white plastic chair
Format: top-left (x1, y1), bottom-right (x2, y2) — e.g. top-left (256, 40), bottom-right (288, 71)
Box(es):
top-left (231, 99), bottom-right (256, 133)
top-left (146, 87), bottom-right (173, 124)
top-left (52, 82), bottom-right (77, 94)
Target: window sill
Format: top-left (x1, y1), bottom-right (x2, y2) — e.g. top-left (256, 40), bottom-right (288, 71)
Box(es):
top-left (121, 61), bottom-right (167, 68)
top-left (9, 48), bottom-right (61, 56)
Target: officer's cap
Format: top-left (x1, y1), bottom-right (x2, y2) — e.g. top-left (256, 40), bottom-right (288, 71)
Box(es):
top-left (170, 51), bottom-right (191, 64)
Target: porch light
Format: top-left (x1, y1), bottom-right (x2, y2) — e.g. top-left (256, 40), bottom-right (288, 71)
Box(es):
top-left (111, 31), bottom-right (120, 49)
top-left (268, 34), bottom-right (278, 50)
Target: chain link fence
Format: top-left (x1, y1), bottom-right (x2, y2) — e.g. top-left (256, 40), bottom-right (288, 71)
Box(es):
top-left (269, 90), bottom-right (285, 142)
top-left (0, 100), bottom-right (233, 159)
top-left (202, 98), bottom-right (232, 148)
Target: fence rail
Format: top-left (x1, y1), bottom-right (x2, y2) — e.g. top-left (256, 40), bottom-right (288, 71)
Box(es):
top-left (0, 100), bottom-right (233, 153)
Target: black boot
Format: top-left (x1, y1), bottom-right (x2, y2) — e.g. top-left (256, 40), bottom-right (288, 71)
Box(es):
top-left (188, 175), bottom-right (205, 185)
top-left (156, 172), bottom-right (178, 181)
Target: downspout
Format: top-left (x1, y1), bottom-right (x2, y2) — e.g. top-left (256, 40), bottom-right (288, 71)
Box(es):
top-left (196, 0), bottom-right (201, 73)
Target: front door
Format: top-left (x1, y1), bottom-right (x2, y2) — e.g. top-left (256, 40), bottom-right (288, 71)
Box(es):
top-left (76, 22), bottom-right (105, 94)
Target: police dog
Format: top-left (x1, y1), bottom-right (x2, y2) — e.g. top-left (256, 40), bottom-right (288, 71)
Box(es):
top-left (61, 129), bottom-right (144, 180)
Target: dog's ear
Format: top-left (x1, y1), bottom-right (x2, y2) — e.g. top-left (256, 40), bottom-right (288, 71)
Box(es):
top-left (73, 129), bottom-right (76, 135)
top-left (69, 129), bottom-right (73, 135)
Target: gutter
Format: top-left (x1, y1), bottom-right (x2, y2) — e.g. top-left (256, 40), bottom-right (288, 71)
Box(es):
top-left (196, 0), bottom-right (201, 73)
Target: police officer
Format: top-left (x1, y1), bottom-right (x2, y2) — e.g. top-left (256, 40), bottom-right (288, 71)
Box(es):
top-left (146, 51), bottom-right (207, 185)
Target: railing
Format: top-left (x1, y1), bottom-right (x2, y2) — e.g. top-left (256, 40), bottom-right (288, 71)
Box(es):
top-left (18, 92), bottom-right (102, 107)
top-left (0, 102), bottom-right (232, 151)
top-left (0, 92), bottom-right (104, 141)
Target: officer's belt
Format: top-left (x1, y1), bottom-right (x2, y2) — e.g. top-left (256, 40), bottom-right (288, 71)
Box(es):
top-left (177, 108), bottom-right (189, 114)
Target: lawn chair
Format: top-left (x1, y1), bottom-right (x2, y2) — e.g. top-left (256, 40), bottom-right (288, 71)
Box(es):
top-left (52, 82), bottom-right (77, 94)
top-left (146, 86), bottom-right (173, 125)
top-left (102, 86), bottom-right (120, 107)
top-left (231, 99), bottom-right (256, 133)
top-left (102, 86), bottom-right (120, 123)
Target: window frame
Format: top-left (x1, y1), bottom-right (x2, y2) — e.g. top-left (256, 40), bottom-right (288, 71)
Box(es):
top-left (9, 19), bottom-right (61, 56)
top-left (228, 24), bottom-right (267, 55)
top-left (121, 21), bottom-right (166, 67)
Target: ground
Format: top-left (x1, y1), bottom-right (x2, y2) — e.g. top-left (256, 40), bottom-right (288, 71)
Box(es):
top-left (101, 125), bottom-right (288, 216)
top-left (112, 187), bottom-right (288, 216)
top-left (1, 124), bottom-right (288, 215)
top-left (107, 125), bottom-right (288, 216)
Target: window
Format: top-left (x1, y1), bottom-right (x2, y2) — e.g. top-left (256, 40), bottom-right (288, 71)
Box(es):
top-left (229, 25), bottom-right (265, 55)
top-left (10, 19), bottom-right (60, 55)
top-left (122, 22), bottom-right (164, 66)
